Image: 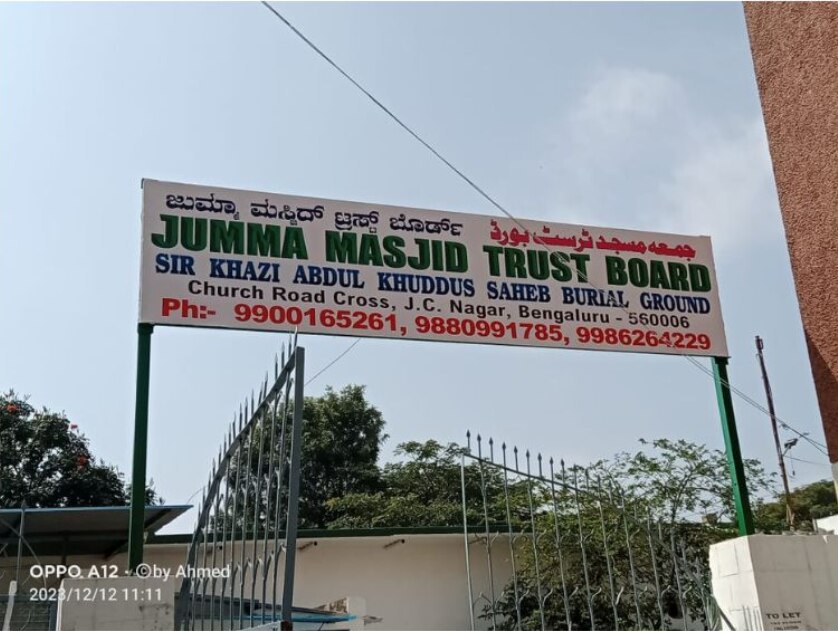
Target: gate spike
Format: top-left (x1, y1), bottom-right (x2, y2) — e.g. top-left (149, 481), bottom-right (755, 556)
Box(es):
top-left (476, 434), bottom-right (482, 458)
top-left (538, 453), bottom-right (543, 478)
top-left (465, 430), bottom-right (471, 452)
top-left (488, 437), bottom-right (494, 462)
top-left (274, 354), bottom-right (279, 380)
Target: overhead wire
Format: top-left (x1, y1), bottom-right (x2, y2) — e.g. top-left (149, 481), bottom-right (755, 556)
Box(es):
top-left (305, 338), bottom-right (362, 387)
top-left (258, 1), bottom-right (829, 457)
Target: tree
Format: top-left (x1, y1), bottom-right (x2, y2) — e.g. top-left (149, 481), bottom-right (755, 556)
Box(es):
top-left (754, 479), bottom-right (838, 532)
top-left (606, 438), bottom-right (775, 527)
top-left (325, 439), bottom-right (516, 528)
top-left (489, 439), bottom-right (776, 630)
top-left (297, 385), bottom-right (387, 527)
top-left (219, 384), bottom-right (388, 531)
top-left (321, 435), bottom-right (775, 630)
top-left (0, 391), bottom-right (162, 508)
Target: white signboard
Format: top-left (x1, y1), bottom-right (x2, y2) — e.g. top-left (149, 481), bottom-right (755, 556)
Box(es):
top-left (140, 179), bottom-right (728, 357)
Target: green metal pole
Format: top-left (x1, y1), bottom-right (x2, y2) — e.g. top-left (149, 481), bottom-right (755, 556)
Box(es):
top-left (128, 323), bottom-right (154, 571)
top-left (712, 356), bottom-right (755, 536)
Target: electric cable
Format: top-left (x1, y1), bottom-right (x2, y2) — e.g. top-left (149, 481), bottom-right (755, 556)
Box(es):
top-left (258, 2), bottom-right (829, 457)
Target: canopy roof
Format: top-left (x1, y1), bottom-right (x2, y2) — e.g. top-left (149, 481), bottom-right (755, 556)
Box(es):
top-left (0, 505), bottom-right (191, 558)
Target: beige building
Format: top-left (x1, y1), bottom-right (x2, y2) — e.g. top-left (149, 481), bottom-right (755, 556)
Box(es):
top-left (0, 506), bottom-right (511, 631)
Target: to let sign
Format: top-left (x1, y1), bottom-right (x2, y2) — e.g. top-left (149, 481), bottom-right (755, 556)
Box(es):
top-left (140, 179), bottom-right (729, 357)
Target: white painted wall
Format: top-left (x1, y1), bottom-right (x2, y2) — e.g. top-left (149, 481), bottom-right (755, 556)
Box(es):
top-left (55, 578), bottom-right (173, 631)
top-left (3, 533), bottom-right (512, 631)
top-left (814, 514), bottom-right (838, 535)
top-left (710, 534), bottom-right (838, 631)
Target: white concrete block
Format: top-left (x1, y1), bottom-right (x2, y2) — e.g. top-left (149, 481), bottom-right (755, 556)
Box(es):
top-left (711, 533), bottom-right (838, 631)
top-left (815, 514), bottom-right (838, 535)
top-left (55, 577), bottom-right (174, 631)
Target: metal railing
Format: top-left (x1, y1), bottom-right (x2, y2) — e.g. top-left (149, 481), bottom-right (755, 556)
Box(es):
top-left (176, 338), bottom-right (306, 630)
top-left (460, 433), bottom-right (721, 631)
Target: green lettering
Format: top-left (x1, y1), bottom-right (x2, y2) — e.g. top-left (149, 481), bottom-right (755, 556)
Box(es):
top-left (527, 250), bottom-right (550, 280)
top-left (408, 239), bottom-right (430, 270)
top-left (151, 214), bottom-right (179, 249)
top-left (570, 254), bottom-right (590, 283)
top-left (246, 224), bottom-right (282, 257)
top-left (628, 259), bottom-right (649, 287)
top-left (649, 260), bottom-right (671, 289)
top-left (605, 256), bottom-right (627, 286)
top-left (282, 227), bottom-right (308, 260)
top-left (503, 248), bottom-right (527, 278)
top-left (550, 252), bottom-right (572, 282)
top-left (483, 245), bottom-right (503, 277)
top-left (431, 240), bottom-right (444, 272)
top-left (382, 236), bottom-right (406, 268)
top-left (689, 264), bottom-right (712, 292)
top-left (325, 231), bottom-right (358, 264)
top-left (181, 217), bottom-right (208, 252)
top-left (667, 262), bottom-right (689, 291)
top-left (445, 242), bottom-right (468, 273)
top-left (210, 220), bottom-right (244, 254)
top-left (359, 234), bottom-right (383, 266)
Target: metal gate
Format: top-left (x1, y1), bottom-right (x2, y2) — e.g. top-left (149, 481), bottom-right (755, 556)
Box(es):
top-left (459, 433), bottom-right (721, 631)
top-left (176, 338), bottom-right (305, 630)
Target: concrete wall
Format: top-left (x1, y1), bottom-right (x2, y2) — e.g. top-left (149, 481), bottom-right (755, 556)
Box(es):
top-left (55, 578), bottom-right (173, 631)
top-left (2, 533), bottom-right (512, 631)
top-left (744, 3), bottom-right (838, 488)
top-left (711, 534), bottom-right (838, 630)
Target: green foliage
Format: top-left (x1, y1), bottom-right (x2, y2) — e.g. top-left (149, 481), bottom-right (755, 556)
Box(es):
top-left (754, 479), bottom-right (838, 532)
top-left (297, 385), bottom-right (387, 527)
top-left (220, 385), bottom-right (388, 531)
top-left (606, 438), bottom-right (775, 526)
top-left (325, 439), bottom-right (521, 528)
top-left (0, 390), bottom-right (162, 508)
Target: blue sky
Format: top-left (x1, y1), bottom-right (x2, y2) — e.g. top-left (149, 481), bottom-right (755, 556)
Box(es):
top-left (1, 2), bottom-right (829, 531)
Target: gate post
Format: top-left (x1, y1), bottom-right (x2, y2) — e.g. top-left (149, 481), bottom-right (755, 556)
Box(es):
top-left (129, 322), bottom-right (154, 571)
top-left (712, 356), bottom-right (755, 536)
top-left (281, 347), bottom-right (306, 630)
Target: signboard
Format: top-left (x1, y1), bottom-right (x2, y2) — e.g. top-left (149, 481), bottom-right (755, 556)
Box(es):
top-left (140, 179), bottom-right (728, 356)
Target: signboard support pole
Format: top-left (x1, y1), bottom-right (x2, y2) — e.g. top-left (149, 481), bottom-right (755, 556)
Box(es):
top-left (712, 356), bottom-right (755, 536)
top-left (128, 322), bottom-right (154, 571)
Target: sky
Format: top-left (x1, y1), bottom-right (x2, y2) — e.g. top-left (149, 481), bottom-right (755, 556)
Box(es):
top-left (0, 2), bottom-right (830, 533)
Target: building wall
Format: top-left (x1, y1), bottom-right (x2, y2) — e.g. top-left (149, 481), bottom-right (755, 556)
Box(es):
top-left (743, 3), bottom-right (838, 487)
top-left (711, 533), bottom-right (838, 630)
top-left (1, 533), bottom-right (513, 631)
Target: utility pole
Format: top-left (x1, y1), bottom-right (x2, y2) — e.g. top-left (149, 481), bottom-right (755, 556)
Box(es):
top-left (755, 336), bottom-right (795, 528)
